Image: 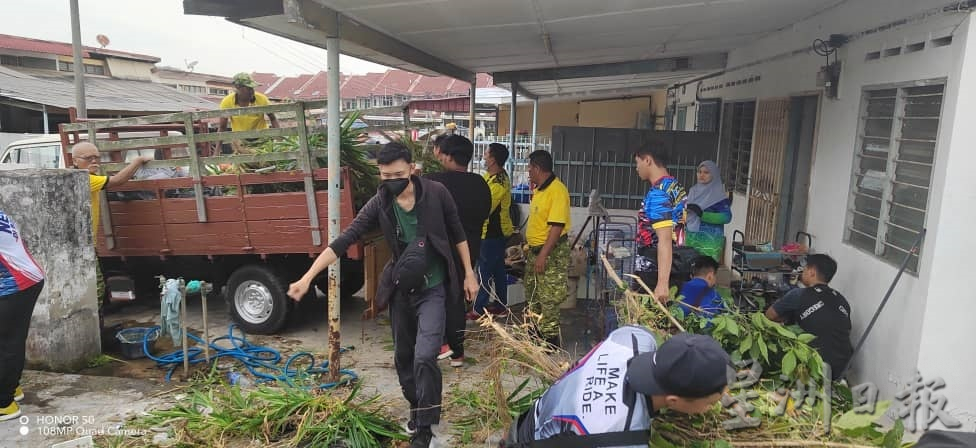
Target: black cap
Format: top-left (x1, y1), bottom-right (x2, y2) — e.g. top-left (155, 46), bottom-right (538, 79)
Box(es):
top-left (626, 333), bottom-right (730, 398)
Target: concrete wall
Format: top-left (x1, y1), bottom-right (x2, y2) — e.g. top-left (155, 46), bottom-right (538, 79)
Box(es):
top-left (498, 94), bottom-right (667, 136)
top-left (671, 0), bottom-right (974, 422)
top-left (105, 58), bottom-right (154, 81)
top-left (915, 14), bottom-right (976, 427)
top-left (0, 169), bottom-right (100, 371)
top-left (498, 100), bottom-right (579, 136)
top-left (578, 97), bottom-right (652, 129)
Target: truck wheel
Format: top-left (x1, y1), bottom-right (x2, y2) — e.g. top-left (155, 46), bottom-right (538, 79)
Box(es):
top-left (226, 264), bottom-right (289, 334)
top-left (315, 266), bottom-right (365, 300)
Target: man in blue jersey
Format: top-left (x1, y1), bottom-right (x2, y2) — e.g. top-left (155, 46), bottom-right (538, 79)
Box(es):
top-left (633, 143), bottom-right (686, 303)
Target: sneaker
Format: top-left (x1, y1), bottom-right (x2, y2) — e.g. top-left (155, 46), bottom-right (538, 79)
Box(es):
top-left (0, 401), bottom-right (21, 422)
top-left (465, 311), bottom-right (482, 321)
top-left (450, 356), bottom-right (465, 368)
top-left (13, 387), bottom-right (23, 402)
top-left (410, 427), bottom-right (434, 448)
top-left (437, 345), bottom-right (454, 360)
top-left (404, 419), bottom-right (417, 435)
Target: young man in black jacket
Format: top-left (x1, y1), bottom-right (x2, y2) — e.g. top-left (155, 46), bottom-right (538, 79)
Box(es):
top-left (288, 143), bottom-right (479, 448)
top-left (426, 134), bottom-right (491, 367)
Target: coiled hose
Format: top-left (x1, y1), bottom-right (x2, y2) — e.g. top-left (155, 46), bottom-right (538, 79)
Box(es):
top-left (141, 324), bottom-right (357, 389)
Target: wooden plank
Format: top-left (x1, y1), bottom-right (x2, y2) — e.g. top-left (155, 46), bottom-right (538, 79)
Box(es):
top-left (246, 219), bottom-right (319, 249)
top-left (244, 193), bottom-right (312, 220)
top-left (165, 222), bottom-right (249, 251)
top-left (108, 200), bottom-right (165, 226)
top-left (363, 236), bottom-right (392, 312)
top-left (160, 197), bottom-right (244, 224)
top-left (294, 102), bottom-right (323, 246)
top-left (111, 225), bottom-right (168, 250)
top-left (183, 117), bottom-right (208, 222)
top-left (313, 190), bottom-right (356, 227)
top-left (100, 150), bottom-right (333, 172)
top-left (62, 111), bottom-right (193, 131)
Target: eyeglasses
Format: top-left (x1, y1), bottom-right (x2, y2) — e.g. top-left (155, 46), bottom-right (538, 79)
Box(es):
top-left (75, 155), bottom-right (100, 162)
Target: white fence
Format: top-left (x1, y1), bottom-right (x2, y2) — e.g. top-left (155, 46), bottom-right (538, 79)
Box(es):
top-left (469, 134), bottom-right (551, 188)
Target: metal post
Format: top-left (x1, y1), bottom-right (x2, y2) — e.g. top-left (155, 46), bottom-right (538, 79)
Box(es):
top-left (326, 36), bottom-right (342, 382)
top-left (180, 280), bottom-right (189, 379)
top-left (531, 99), bottom-right (539, 152)
top-left (69, 0), bottom-right (87, 119)
top-left (42, 105), bottom-right (49, 134)
top-left (508, 81), bottom-right (518, 172)
top-left (469, 80), bottom-right (476, 142)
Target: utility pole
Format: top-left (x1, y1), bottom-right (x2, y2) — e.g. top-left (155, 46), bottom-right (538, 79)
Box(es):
top-left (70, 0), bottom-right (87, 118)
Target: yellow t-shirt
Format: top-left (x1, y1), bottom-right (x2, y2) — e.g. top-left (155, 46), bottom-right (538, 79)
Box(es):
top-left (482, 170), bottom-right (514, 239)
top-left (525, 175), bottom-right (570, 247)
top-left (89, 174), bottom-right (108, 240)
top-left (219, 92), bottom-right (271, 131)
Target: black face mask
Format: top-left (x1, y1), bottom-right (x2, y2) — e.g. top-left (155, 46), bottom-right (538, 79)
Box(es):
top-left (382, 178), bottom-right (409, 196)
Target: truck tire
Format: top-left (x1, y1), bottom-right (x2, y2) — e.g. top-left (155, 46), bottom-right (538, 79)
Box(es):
top-left (226, 264), bottom-right (290, 335)
top-left (314, 261), bottom-right (365, 300)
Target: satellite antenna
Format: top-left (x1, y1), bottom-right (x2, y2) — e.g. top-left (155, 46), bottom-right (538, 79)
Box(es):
top-left (96, 34), bottom-right (110, 48)
top-left (185, 59), bottom-right (199, 72)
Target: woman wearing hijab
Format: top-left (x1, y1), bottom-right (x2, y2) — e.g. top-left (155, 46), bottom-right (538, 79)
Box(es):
top-left (684, 161), bottom-right (732, 262)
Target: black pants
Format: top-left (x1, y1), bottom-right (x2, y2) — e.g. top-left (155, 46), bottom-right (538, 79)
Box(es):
top-left (391, 284), bottom-right (446, 427)
top-left (0, 280), bottom-right (43, 407)
top-left (444, 288), bottom-right (466, 358)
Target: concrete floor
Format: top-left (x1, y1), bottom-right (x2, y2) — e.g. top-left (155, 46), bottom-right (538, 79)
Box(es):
top-left (1, 290), bottom-right (605, 447)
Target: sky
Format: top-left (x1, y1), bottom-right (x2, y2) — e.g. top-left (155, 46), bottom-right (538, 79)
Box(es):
top-left (4, 0), bottom-right (390, 77)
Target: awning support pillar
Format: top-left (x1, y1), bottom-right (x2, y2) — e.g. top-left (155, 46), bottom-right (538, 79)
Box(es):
top-left (531, 99), bottom-right (538, 152)
top-left (326, 35), bottom-right (342, 383)
top-left (508, 81), bottom-right (518, 173)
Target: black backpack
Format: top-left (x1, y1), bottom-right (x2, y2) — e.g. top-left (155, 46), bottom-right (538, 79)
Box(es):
top-left (392, 215), bottom-right (430, 297)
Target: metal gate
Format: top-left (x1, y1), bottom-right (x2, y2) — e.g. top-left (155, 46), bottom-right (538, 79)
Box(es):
top-left (744, 99), bottom-right (791, 244)
top-left (551, 126), bottom-right (719, 209)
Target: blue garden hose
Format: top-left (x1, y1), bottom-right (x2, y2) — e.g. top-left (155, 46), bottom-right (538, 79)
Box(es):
top-left (142, 324), bottom-right (357, 389)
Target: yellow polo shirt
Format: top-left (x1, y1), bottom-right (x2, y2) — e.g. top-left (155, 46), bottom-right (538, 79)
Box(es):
top-left (219, 92), bottom-right (271, 131)
top-left (89, 174), bottom-right (108, 240)
top-left (526, 175), bottom-right (570, 247)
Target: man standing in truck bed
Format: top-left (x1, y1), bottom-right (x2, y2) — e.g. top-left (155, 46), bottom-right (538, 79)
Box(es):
top-left (217, 73), bottom-right (280, 154)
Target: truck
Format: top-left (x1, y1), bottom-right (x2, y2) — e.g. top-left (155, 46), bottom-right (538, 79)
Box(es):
top-left (55, 100), bottom-right (375, 334)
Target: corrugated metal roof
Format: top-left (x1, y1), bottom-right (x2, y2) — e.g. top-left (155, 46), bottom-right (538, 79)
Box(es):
top-left (0, 69), bottom-right (216, 113)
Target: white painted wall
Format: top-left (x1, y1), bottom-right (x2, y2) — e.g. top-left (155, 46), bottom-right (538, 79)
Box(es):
top-left (915, 15), bottom-right (976, 429)
top-left (672, 0), bottom-right (975, 417)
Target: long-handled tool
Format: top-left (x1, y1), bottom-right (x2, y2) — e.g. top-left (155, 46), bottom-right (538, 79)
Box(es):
top-left (839, 228), bottom-right (926, 379)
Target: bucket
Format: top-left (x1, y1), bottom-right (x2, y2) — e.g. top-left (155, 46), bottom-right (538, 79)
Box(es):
top-left (115, 327), bottom-right (159, 359)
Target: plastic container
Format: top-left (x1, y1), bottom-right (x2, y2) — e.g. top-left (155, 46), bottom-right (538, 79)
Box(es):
top-left (116, 327), bottom-right (159, 359)
top-left (512, 184), bottom-right (532, 204)
top-left (227, 370), bottom-right (253, 388)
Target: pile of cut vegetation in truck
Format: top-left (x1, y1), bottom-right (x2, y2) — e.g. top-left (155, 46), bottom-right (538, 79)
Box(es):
top-left (204, 111), bottom-right (379, 208)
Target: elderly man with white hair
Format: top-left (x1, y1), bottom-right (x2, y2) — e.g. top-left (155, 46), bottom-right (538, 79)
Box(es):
top-left (70, 142), bottom-right (151, 329)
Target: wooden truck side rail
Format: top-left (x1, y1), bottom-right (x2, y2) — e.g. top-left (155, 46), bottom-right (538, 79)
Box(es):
top-left (58, 100), bottom-right (363, 260)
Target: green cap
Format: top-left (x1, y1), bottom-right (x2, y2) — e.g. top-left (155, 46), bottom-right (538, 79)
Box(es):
top-left (232, 72), bottom-right (260, 88)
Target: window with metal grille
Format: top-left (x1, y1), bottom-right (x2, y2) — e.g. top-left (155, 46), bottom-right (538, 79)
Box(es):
top-left (675, 106), bottom-right (688, 131)
top-left (719, 101), bottom-right (756, 193)
top-left (696, 100), bottom-right (722, 132)
top-left (846, 83), bottom-right (943, 273)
